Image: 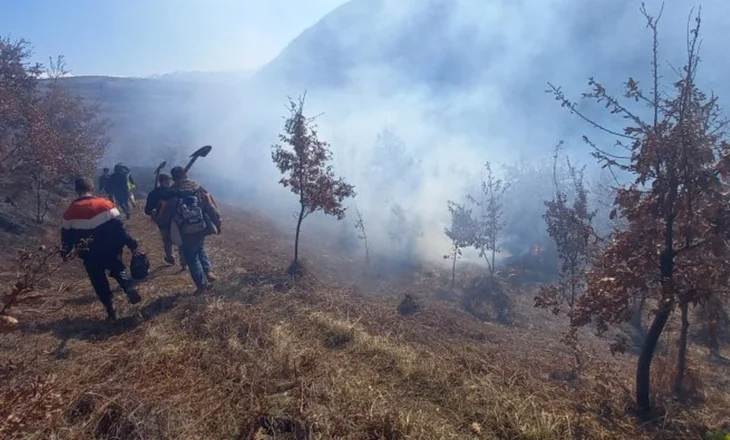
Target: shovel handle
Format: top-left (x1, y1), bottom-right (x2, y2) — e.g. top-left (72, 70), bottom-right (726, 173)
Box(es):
top-left (184, 156), bottom-right (197, 173)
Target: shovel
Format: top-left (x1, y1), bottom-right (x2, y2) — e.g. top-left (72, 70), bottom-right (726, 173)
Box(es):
top-left (153, 160), bottom-right (167, 189)
top-left (184, 145), bottom-right (212, 173)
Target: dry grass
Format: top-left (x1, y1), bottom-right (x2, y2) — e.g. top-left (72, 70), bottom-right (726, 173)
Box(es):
top-left (1, 202), bottom-right (729, 439)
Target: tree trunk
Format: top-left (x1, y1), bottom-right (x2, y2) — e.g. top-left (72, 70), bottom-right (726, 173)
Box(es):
top-left (633, 290), bottom-right (648, 335)
top-left (490, 246), bottom-right (496, 278)
top-left (451, 248), bottom-right (457, 288)
top-left (637, 196), bottom-right (676, 418)
top-left (636, 296), bottom-right (674, 419)
top-left (569, 261), bottom-right (576, 308)
top-left (294, 204), bottom-right (305, 263)
top-left (364, 240), bottom-right (370, 269)
top-left (674, 298), bottom-right (690, 399)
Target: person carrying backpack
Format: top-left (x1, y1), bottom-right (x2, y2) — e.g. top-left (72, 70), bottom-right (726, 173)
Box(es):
top-left (61, 177), bottom-right (142, 320)
top-left (145, 173), bottom-right (186, 270)
top-left (109, 163), bottom-right (135, 219)
top-left (158, 166), bottom-right (221, 294)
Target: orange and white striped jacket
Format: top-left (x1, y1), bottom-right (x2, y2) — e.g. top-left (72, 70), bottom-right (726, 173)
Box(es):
top-left (60, 195), bottom-right (137, 260)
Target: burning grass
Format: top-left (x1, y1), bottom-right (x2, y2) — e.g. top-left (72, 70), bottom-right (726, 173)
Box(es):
top-left (1, 203), bottom-right (729, 439)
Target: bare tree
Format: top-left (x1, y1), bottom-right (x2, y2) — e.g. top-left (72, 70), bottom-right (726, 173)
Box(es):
top-left (353, 207), bottom-right (370, 270)
top-left (1, 243), bottom-right (83, 333)
top-left (444, 201), bottom-right (477, 288)
top-left (536, 146), bottom-right (596, 312)
top-left (470, 162), bottom-right (508, 277)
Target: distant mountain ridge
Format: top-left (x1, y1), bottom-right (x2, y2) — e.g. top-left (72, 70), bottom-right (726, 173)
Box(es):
top-left (148, 69), bottom-right (253, 84)
top-left (254, 0), bottom-right (640, 93)
top-left (53, 0), bottom-right (730, 167)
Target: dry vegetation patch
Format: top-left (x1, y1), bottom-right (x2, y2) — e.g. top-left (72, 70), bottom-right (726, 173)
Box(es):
top-left (1, 205), bottom-right (729, 439)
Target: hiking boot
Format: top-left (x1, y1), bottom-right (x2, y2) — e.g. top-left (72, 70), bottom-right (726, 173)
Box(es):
top-left (164, 256), bottom-right (175, 265)
top-left (106, 309), bottom-right (118, 321)
top-left (125, 286), bottom-right (142, 305)
top-left (206, 272), bottom-right (217, 283)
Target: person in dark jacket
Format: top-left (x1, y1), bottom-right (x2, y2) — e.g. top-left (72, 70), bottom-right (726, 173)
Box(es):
top-left (144, 173), bottom-right (186, 270)
top-left (157, 166), bottom-right (221, 294)
top-left (98, 168), bottom-right (112, 198)
top-left (109, 163), bottom-right (135, 219)
top-left (61, 177), bottom-right (142, 320)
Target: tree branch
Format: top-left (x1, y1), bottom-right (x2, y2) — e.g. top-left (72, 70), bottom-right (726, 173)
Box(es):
top-left (547, 83), bottom-right (638, 140)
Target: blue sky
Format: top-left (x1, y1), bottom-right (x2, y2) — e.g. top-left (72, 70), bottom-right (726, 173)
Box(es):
top-left (0, 0), bottom-right (348, 76)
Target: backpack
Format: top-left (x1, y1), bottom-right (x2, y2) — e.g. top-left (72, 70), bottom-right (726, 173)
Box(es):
top-left (130, 251), bottom-right (150, 280)
top-left (112, 166), bottom-right (131, 194)
top-left (173, 190), bottom-right (208, 236)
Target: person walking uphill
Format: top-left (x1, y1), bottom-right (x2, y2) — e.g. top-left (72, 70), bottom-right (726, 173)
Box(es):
top-left (61, 177), bottom-right (142, 320)
top-left (145, 173), bottom-right (186, 270)
top-left (158, 166), bottom-right (221, 294)
top-left (109, 163), bottom-right (135, 219)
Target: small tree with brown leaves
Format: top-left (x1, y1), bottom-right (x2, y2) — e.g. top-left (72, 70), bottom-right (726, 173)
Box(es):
top-left (552, 6), bottom-right (730, 416)
top-left (1, 42), bottom-right (107, 221)
top-left (24, 56), bottom-right (108, 223)
top-left (536, 146), bottom-right (596, 313)
top-left (470, 162), bottom-right (507, 277)
top-left (0, 38), bottom-right (42, 173)
top-left (444, 200), bottom-right (477, 288)
top-left (272, 95), bottom-right (355, 273)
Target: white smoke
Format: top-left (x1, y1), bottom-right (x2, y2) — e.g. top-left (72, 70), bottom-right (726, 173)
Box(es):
top-left (103, 0), bottom-right (730, 267)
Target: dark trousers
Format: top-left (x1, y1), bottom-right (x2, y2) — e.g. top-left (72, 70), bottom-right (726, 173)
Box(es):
top-left (83, 253), bottom-right (133, 317)
top-left (180, 237), bottom-right (212, 289)
top-left (112, 192), bottom-right (131, 218)
top-left (159, 227), bottom-right (186, 267)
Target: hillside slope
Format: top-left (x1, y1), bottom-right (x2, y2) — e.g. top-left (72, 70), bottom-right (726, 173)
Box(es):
top-left (2, 202), bottom-right (729, 439)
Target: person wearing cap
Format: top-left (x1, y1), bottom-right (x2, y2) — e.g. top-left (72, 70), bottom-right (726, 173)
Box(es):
top-left (145, 172), bottom-right (186, 270)
top-left (109, 163), bottom-right (135, 219)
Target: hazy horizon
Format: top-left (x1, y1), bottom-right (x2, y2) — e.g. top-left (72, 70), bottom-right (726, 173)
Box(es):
top-left (0, 0), bottom-right (349, 77)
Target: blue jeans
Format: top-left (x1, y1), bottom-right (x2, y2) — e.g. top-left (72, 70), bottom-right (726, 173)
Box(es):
top-left (199, 246), bottom-right (211, 273)
top-left (181, 237), bottom-right (212, 289)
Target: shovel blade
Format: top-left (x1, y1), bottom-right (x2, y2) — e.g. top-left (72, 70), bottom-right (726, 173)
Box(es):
top-left (190, 145), bottom-right (212, 158)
